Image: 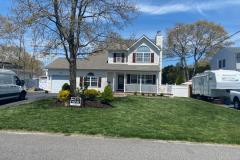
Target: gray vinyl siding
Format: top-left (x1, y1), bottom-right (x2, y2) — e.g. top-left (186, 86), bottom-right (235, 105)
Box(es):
top-left (210, 48), bottom-right (238, 70)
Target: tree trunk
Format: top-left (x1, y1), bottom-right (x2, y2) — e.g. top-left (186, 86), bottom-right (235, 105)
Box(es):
top-left (69, 43), bottom-right (77, 96)
top-left (183, 58), bottom-right (189, 81)
top-left (192, 58), bottom-right (198, 77)
top-left (69, 58), bottom-right (77, 96)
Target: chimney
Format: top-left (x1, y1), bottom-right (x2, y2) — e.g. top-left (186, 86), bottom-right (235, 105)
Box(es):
top-left (155, 31), bottom-right (163, 49)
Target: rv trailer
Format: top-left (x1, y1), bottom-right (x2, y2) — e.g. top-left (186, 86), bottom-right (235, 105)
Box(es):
top-left (192, 70), bottom-right (240, 98)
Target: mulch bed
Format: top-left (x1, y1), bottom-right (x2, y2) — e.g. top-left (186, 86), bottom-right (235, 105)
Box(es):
top-left (84, 100), bottom-right (112, 108)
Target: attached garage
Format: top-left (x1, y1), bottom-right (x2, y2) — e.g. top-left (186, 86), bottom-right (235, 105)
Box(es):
top-left (51, 75), bottom-right (69, 93)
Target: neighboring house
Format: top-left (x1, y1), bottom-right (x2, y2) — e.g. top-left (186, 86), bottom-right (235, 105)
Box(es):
top-left (45, 34), bottom-right (163, 93)
top-left (210, 47), bottom-right (240, 71)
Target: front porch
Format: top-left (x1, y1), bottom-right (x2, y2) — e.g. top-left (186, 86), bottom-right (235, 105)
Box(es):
top-left (107, 72), bottom-right (160, 94)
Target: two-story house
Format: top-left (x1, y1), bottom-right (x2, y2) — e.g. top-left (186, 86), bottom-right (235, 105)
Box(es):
top-left (45, 34), bottom-right (163, 93)
top-left (211, 47), bottom-right (240, 71)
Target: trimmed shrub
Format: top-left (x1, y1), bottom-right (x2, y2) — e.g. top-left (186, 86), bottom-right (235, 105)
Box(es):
top-left (134, 92), bottom-right (137, 96)
top-left (57, 90), bottom-right (71, 102)
top-left (84, 89), bottom-right (98, 101)
top-left (101, 85), bottom-right (114, 104)
top-left (62, 83), bottom-right (70, 91)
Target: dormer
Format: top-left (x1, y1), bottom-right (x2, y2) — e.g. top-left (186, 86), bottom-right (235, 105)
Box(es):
top-left (108, 51), bottom-right (128, 64)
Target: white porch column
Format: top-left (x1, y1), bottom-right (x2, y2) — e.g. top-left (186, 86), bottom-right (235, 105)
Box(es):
top-left (139, 74), bottom-right (142, 93)
top-left (76, 76), bottom-right (80, 88)
top-left (112, 72), bottom-right (116, 92)
top-left (124, 72), bottom-right (126, 92)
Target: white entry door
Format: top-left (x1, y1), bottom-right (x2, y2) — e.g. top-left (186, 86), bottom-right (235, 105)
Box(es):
top-left (51, 75), bottom-right (69, 93)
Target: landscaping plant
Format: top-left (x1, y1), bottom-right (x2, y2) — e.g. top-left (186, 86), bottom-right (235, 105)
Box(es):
top-left (62, 83), bottom-right (70, 91)
top-left (101, 85), bottom-right (114, 104)
top-left (84, 89), bottom-right (99, 101)
top-left (57, 90), bottom-right (71, 107)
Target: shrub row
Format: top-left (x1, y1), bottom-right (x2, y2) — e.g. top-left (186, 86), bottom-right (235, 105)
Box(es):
top-left (57, 83), bottom-right (114, 104)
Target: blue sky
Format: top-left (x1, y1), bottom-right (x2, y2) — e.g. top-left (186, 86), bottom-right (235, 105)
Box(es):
top-left (1, 0), bottom-right (240, 66)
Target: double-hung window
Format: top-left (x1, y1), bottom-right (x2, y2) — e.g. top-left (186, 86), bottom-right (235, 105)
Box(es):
top-left (84, 73), bottom-right (98, 87)
top-left (115, 53), bottom-right (122, 63)
top-left (136, 45), bottom-right (151, 63)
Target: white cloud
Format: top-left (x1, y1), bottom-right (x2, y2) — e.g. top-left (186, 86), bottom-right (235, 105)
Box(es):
top-left (137, 0), bottom-right (240, 15)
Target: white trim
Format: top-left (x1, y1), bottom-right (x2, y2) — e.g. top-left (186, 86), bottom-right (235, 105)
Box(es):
top-left (128, 35), bottom-right (161, 51)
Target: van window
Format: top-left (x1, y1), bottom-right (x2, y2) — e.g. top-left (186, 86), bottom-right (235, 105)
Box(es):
top-left (0, 74), bottom-right (13, 84)
top-left (14, 76), bottom-right (21, 85)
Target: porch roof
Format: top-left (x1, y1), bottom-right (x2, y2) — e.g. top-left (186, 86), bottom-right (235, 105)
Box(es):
top-left (46, 52), bottom-right (160, 71)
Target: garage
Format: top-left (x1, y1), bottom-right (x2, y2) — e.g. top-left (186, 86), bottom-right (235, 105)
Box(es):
top-left (51, 75), bottom-right (69, 93)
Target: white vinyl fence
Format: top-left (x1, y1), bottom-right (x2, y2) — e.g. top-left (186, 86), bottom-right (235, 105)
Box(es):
top-left (159, 85), bottom-right (190, 97)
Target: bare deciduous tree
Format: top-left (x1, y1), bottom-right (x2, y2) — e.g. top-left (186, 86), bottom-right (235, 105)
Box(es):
top-left (189, 21), bottom-right (229, 76)
top-left (167, 21), bottom-right (230, 81)
top-left (166, 24), bottom-right (191, 81)
top-left (13, 0), bottom-right (136, 95)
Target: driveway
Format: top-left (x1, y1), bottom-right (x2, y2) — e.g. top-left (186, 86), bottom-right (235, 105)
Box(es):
top-left (0, 131), bottom-right (239, 160)
top-left (0, 92), bottom-right (56, 108)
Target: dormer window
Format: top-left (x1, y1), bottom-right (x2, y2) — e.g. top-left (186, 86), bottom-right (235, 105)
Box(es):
top-left (113, 53), bottom-right (125, 63)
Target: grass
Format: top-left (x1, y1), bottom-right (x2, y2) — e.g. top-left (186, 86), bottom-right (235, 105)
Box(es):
top-left (0, 96), bottom-right (240, 144)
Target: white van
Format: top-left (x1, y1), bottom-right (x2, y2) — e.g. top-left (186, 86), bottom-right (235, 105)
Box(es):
top-left (0, 69), bottom-right (26, 101)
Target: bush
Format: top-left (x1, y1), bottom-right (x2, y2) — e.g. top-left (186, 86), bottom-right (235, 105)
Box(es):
top-left (152, 93), bottom-right (156, 96)
top-left (134, 92), bottom-right (137, 96)
top-left (141, 93), bottom-right (145, 96)
top-left (84, 89), bottom-right (99, 101)
top-left (101, 85), bottom-right (114, 104)
top-left (159, 93), bottom-right (164, 97)
top-left (57, 90), bottom-right (71, 102)
top-left (62, 83), bottom-right (70, 91)
top-left (175, 74), bottom-right (184, 85)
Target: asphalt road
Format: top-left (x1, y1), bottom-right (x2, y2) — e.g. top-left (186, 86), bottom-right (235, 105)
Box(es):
top-left (0, 92), bottom-right (56, 107)
top-left (0, 131), bottom-right (239, 160)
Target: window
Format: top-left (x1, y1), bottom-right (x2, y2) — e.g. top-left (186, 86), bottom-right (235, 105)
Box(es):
top-left (137, 46), bottom-right (150, 52)
top-left (113, 53), bottom-right (125, 63)
top-left (130, 74), bottom-right (138, 84)
top-left (218, 60), bottom-right (222, 68)
top-left (136, 45), bottom-right (151, 63)
top-left (141, 75), bottom-right (154, 84)
top-left (222, 59), bottom-right (226, 68)
top-left (237, 53), bottom-right (240, 63)
top-left (136, 53), bottom-right (150, 63)
top-left (84, 73), bottom-right (98, 87)
top-left (127, 74), bottom-right (156, 85)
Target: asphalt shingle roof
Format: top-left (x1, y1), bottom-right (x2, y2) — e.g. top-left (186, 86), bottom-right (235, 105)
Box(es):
top-left (46, 52), bottom-right (160, 71)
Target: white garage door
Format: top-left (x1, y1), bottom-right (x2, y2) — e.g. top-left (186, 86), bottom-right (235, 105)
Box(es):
top-left (51, 75), bottom-right (69, 93)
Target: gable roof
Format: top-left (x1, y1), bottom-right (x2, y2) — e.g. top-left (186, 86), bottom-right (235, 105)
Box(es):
top-left (128, 35), bottom-right (161, 51)
top-left (46, 51), bottom-right (160, 71)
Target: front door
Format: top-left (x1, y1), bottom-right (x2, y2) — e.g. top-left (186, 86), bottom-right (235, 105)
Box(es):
top-left (117, 74), bottom-right (124, 91)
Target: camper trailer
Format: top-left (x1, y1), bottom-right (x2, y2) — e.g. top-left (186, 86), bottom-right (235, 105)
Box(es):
top-left (0, 69), bottom-right (26, 101)
top-left (192, 70), bottom-right (240, 98)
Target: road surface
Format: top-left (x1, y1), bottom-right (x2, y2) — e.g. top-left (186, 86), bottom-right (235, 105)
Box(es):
top-left (0, 131), bottom-right (239, 160)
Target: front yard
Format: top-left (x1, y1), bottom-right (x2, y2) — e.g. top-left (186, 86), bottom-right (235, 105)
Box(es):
top-left (0, 96), bottom-right (240, 144)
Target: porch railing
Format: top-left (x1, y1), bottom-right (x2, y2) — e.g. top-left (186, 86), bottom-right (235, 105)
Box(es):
top-left (125, 84), bottom-right (157, 93)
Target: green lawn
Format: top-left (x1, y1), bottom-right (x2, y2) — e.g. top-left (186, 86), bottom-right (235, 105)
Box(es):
top-left (0, 96), bottom-right (240, 144)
